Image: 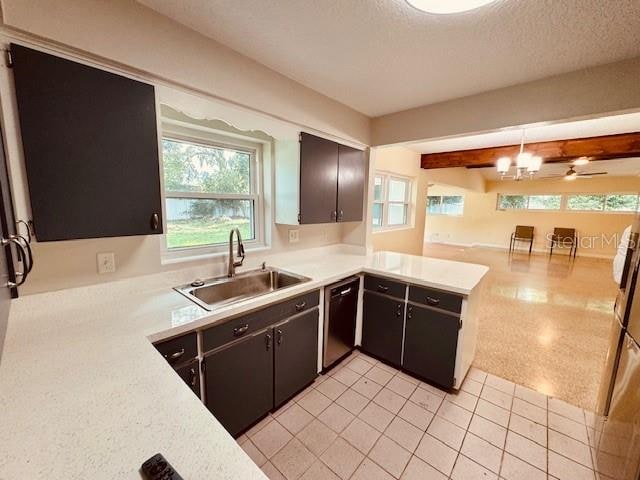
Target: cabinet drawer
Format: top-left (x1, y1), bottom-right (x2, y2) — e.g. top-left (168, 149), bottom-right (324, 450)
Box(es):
top-left (364, 275), bottom-right (406, 299)
top-left (154, 332), bottom-right (198, 366)
top-left (408, 284), bottom-right (463, 314)
top-left (202, 290), bottom-right (320, 353)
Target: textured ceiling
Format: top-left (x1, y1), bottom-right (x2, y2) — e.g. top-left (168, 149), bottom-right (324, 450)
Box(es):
top-left (138, 0), bottom-right (640, 116)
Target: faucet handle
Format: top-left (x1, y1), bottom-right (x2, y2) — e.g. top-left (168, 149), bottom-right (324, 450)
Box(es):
top-left (261, 261), bottom-right (266, 270)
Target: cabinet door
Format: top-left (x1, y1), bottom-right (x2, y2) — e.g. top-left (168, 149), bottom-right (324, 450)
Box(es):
top-left (175, 359), bottom-right (201, 399)
top-left (403, 304), bottom-right (459, 388)
top-left (361, 291), bottom-right (405, 367)
top-left (11, 44), bottom-right (162, 241)
top-left (274, 309), bottom-right (319, 407)
top-left (204, 329), bottom-right (274, 437)
top-left (299, 132), bottom-right (338, 224)
top-left (337, 145), bottom-right (365, 222)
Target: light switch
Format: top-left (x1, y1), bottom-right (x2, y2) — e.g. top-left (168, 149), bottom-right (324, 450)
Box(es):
top-left (97, 252), bottom-right (116, 274)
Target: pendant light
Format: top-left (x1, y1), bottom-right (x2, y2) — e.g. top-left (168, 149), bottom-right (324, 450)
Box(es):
top-left (496, 130), bottom-right (543, 180)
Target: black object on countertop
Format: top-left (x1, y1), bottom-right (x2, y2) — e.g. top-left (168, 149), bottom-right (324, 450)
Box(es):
top-left (140, 453), bottom-right (183, 480)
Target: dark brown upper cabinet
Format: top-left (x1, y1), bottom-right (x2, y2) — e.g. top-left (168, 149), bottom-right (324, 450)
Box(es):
top-left (275, 132), bottom-right (365, 225)
top-left (337, 144), bottom-right (365, 222)
top-left (11, 44), bottom-right (163, 241)
top-left (299, 132), bottom-right (339, 224)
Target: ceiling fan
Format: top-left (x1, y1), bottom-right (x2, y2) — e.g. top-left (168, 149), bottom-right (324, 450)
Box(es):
top-left (542, 164), bottom-right (608, 181)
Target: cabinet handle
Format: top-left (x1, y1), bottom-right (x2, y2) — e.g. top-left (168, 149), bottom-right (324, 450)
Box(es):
top-left (338, 210), bottom-right (344, 221)
top-left (295, 301), bottom-right (307, 312)
top-left (331, 210), bottom-right (337, 221)
top-left (277, 329), bottom-right (283, 346)
top-left (377, 284), bottom-right (389, 293)
top-left (396, 304), bottom-right (402, 317)
top-left (407, 305), bottom-right (413, 319)
top-left (15, 234), bottom-right (34, 274)
top-left (233, 324), bottom-right (250, 337)
top-left (164, 348), bottom-right (185, 362)
top-left (426, 297), bottom-right (440, 306)
top-left (265, 333), bottom-right (272, 351)
top-left (16, 219), bottom-right (32, 244)
top-left (2, 236), bottom-right (30, 288)
top-left (189, 368), bottom-right (197, 387)
top-left (150, 213), bottom-right (160, 230)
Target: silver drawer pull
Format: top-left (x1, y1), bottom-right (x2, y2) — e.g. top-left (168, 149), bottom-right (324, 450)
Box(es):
top-left (295, 301), bottom-right (307, 312)
top-left (377, 284), bottom-right (389, 293)
top-left (426, 297), bottom-right (440, 306)
top-left (165, 348), bottom-right (185, 361)
top-left (233, 324), bottom-right (249, 336)
top-left (340, 287), bottom-right (352, 296)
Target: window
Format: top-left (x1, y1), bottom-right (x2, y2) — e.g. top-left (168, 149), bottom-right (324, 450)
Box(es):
top-left (606, 194), bottom-right (639, 212)
top-left (427, 195), bottom-right (464, 216)
top-left (567, 194), bottom-right (604, 211)
top-left (567, 194), bottom-right (640, 212)
top-left (162, 136), bottom-right (260, 251)
top-left (498, 194), bottom-right (562, 211)
top-left (372, 173), bottom-right (411, 229)
top-left (498, 192), bottom-right (639, 214)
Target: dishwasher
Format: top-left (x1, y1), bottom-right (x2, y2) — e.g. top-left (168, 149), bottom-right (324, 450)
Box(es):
top-left (323, 277), bottom-right (359, 370)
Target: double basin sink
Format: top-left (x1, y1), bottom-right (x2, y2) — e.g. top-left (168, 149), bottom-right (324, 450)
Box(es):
top-left (175, 266), bottom-right (311, 311)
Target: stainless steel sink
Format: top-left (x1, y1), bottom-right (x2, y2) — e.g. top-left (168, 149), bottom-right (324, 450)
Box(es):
top-left (175, 267), bottom-right (311, 311)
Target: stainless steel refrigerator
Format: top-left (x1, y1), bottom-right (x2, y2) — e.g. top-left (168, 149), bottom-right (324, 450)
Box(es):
top-left (594, 216), bottom-right (640, 479)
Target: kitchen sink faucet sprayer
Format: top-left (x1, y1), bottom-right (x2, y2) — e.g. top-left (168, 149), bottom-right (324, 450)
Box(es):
top-left (228, 228), bottom-right (245, 277)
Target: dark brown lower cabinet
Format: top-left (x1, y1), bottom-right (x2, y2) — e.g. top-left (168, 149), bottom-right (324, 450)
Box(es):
top-left (175, 358), bottom-right (201, 398)
top-left (403, 303), bottom-right (460, 388)
top-left (204, 329), bottom-right (274, 437)
top-left (274, 310), bottom-right (319, 407)
top-left (361, 291), bottom-right (405, 367)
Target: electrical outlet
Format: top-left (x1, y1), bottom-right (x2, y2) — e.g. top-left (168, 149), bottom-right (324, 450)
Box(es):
top-left (97, 252), bottom-right (116, 274)
top-left (288, 229), bottom-right (300, 243)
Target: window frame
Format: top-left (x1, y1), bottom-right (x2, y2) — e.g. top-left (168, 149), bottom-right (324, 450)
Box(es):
top-left (372, 172), bottom-right (412, 231)
top-left (159, 128), bottom-right (265, 261)
top-left (427, 195), bottom-right (465, 216)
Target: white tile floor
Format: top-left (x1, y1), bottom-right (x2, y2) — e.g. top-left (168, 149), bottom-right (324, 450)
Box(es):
top-left (237, 351), bottom-right (598, 480)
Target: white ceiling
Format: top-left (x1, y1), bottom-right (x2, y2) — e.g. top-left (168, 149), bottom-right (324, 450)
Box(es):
top-left (408, 112), bottom-right (640, 153)
top-left (478, 157), bottom-right (640, 181)
top-left (139, 0), bottom-right (640, 116)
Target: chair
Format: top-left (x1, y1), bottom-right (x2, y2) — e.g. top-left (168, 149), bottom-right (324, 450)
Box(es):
top-left (509, 225), bottom-right (534, 254)
top-left (549, 227), bottom-right (577, 258)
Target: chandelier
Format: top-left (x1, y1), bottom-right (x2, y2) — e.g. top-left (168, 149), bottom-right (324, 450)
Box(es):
top-left (496, 130), bottom-right (543, 181)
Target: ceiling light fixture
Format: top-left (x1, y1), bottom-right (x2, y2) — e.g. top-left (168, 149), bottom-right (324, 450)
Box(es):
top-left (496, 130), bottom-right (543, 181)
top-left (406, 0), bottom-right (498, 14)
top-left (573, 157), bottom-right (590, 166)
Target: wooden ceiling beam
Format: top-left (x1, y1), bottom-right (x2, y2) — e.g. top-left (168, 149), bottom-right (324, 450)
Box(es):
top-left (420, 132), bottom-right (640, 169)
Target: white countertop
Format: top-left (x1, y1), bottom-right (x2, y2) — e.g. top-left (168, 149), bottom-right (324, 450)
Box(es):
top-left (0, 246), bottom-right (488, 479)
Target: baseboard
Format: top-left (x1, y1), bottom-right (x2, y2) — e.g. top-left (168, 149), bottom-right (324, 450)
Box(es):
top-left (424, 240), bottom-right (615, 260)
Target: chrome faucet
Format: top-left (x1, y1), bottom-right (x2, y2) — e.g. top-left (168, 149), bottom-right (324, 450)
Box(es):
top-left (227, 228), bottom-right (245, 277)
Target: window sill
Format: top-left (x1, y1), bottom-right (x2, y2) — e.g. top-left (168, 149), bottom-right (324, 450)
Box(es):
top-left (372, 225), bottom-right (414, 234)
top-left (161, 244), bottom-right (271, 265)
